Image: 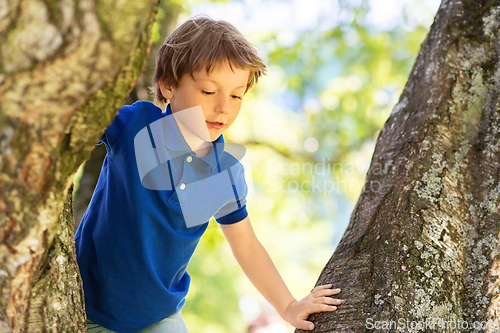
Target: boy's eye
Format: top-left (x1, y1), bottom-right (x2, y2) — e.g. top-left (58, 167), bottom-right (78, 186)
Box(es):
top-left (231, 95), bottom-right (243, 100)
top-left (202, 90), bottom-right (214, 95)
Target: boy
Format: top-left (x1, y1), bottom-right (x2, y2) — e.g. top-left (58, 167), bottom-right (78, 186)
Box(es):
top-left (74, 16), bottom-right (343, 333)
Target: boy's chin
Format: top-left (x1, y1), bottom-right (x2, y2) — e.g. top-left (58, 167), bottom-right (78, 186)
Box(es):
top-left (206, 129), bottom-right (223, 142)
top-left (209, 134), bottom-right (222, 142)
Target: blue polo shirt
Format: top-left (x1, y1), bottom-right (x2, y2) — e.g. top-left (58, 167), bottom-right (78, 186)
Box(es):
top-left (74, 101), bottom-right (248, 332)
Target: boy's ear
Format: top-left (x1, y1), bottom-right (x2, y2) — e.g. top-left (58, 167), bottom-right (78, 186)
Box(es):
top-left (159, 82), bottom-right (174, 100)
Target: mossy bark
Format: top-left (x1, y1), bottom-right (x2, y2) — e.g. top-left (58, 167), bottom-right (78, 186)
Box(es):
top-left (0, 0), bottom-right (162, 331)
top-left (297, 0), bottom-right (500, 332)
top-left (72, 0), bottom-right (182, 231)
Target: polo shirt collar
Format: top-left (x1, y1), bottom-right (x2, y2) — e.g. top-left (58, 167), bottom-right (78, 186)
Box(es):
top-left (162, 103), bottom-right (191, 152)
top-left (200, 133), bottom-right (225, 171)
top-left (163, 103), bottom-right (225, 170)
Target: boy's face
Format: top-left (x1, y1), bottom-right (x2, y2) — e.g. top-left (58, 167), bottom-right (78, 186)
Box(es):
top-left (161, 63), bottom-right (249, 142)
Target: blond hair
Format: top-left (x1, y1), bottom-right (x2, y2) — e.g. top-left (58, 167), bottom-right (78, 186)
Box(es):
top-left (152, 16), bottom-right (267, 104)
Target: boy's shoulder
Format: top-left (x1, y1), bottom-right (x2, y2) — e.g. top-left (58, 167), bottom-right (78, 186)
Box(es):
top-left (220, 143), bottom-right (247, 173)
top-left (115, 100), bottom-right (162, 125)
top-left (119, 100), bottom-right (165, 131)
top-left (128, 100), bottom-right (163, 116)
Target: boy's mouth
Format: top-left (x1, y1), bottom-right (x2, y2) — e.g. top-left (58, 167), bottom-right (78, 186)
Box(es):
top-left (206, 121), bottom-right (225, 130)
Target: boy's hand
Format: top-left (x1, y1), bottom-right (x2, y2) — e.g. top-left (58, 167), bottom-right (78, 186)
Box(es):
top-left (283, 284), bottom-right (342, 331)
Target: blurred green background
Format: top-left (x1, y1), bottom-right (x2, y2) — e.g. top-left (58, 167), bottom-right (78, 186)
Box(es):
top-left (73, 0), bottom-right (439, 331)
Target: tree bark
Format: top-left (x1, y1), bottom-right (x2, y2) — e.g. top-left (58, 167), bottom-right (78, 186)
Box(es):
top-left (298, 0), bottom-right (500, 332)
top-left (72, 0), bottom-right (182, 232)
top-left (0, 0), bottom-right (160, 331)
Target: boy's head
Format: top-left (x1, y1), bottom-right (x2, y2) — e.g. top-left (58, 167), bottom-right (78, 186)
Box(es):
top-left (152, 16), bottom-right (266, 141)
top-left (153, 16), bottom-right (266, 104)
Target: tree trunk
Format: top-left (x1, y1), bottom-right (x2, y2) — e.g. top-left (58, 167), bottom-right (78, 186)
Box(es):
top-left (298, 0), bottom-right (500, 332)
top-left (72, 0), bottom-right (182, 232)
top-left (0, 0), bottom-right (161, 331)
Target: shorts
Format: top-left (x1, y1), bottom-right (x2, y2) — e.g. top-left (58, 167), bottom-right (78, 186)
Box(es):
top-left (86, 311), bottom-right (189, 333)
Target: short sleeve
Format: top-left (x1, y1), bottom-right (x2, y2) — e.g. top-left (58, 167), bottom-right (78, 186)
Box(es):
top-left (215, 204), bottom-right (248, 225)
top-left (97, 104), bottom-right (136, 150)
top-left (214, 164), bottom-right (248, 225)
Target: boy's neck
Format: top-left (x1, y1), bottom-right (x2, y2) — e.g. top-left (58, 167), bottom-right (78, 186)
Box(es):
top-left (194, 147), bottom-right (211, 158)
top-left (174, 117), bottom-right (212, 158)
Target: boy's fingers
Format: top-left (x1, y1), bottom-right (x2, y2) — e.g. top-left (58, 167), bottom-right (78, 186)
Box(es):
top-left (311, 296), bottom-right (343, 308)
top-left (315, 295), bottom-right (343, 304)
top-left (312, 284), bottom-right (339, 292)
top-left (324, 297), bottom-right (343, 305)
top-left (313, 287), bottom-right (341, 296)
top-left (311, 285), bottom-right (325, 292)
top-left (331, 288), bottom-right (341, 294)
top-left (321, 304), bottom-right (337, 312)
top-left (297, 320), bottom-right (315, 330)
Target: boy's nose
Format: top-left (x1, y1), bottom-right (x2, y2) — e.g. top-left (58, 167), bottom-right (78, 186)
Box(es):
top-left (216, 108), bottom-right (230, 115)
top-left (215, 97), bottom-right (230, 114)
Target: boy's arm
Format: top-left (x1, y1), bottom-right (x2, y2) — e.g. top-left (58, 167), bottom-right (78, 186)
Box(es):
top-left (220, 216), bottom-right (343, 331)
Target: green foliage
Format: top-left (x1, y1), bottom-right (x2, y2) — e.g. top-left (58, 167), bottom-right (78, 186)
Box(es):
top-left (263, 13), bottom-right (430, 173)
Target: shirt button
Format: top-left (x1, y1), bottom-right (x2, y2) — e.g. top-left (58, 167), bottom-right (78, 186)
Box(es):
top-left (186, 156), bottom-right (193, 163)
top-left (180, 183), bottom-right (186, 190)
